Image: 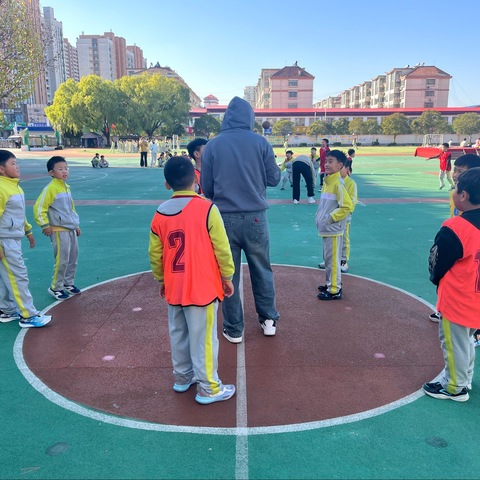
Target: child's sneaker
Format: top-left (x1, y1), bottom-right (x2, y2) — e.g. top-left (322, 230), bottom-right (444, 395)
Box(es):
top-left (48, 288), bottom-right (69, 300)
top-left (317, 285), bottom-right (328, 292)
top-left (0, 310), bottom-right (21, 323)
top-left (195, 384), bottom-right (236, 405)
top-left (222, 330), bottom-right (243, 344)
top-left (19, 314), bottom-right (52, 328)
top-left (341, 261), bottom-right (349, 272)
top-left (423, 382), bottom-right (469, 402)
top-left (64, 285), bottom-right (81, 295)
top-left (173, 381), bottom-right (195, 393)
top-left (307, 196), bottom-right (316, 204)
top-left (317, 289), bottom-right (343, 300)
top-left (318, 262), bottom-right (326, 269)
top-left (429, 312), bottom-right (441, 323)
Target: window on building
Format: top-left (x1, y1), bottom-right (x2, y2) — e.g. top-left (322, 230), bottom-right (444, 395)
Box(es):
top-left (288, 91), bottom-right (298, 98)
top-left (426, 79), bottom-right (436, 85)
top-left (425, 90), bottom-right (435, 97)
top-left (424, 102), bottom-right (434, 108)
top-left (288, 103), bottom-right (297, 109)
top-left (288, 79), bottom-right (298, 87)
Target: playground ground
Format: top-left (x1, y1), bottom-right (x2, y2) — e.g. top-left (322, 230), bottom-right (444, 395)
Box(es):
top-left (1, 146), bottom-right (479, 480)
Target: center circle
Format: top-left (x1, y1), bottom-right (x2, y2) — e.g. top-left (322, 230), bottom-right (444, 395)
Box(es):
top-left (20, 266), bottom-right (442, 432)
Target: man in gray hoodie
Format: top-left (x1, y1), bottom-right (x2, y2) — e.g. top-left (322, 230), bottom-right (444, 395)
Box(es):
top-left (201, 97), bottom-right (281, 343)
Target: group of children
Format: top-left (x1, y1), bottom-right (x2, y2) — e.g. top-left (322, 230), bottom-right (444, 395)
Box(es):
top-left (91, 153), bottom-right (109, 168)
top-left (0, 150), bottom-right (81, 328)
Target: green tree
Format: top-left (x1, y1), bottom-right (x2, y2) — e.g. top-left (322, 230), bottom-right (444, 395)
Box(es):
top-left (452, 113), bottom-right (480, 143)
top-left (381, 113), bottom-right (411, 142)
top-left (363, 119), bottom-right (382, 135)
top-left (116, 74), bottom-right (190, 138)
top-left (0, 0), bottom-right (44, 104)
top-left (349, 118), bottom-right (365, 135)
top-left (254, 121), bottom-right (263, 134)
top-left (307, 120), bottom-right (334, 140)
top-left (332, 118), bottom-right (350, 135)
top-left (410, 110), bottom-right (451, 135)
top-left (272, 119), bottom-right (294, 138)
top-left (193, 114), bottom-right (221, 137)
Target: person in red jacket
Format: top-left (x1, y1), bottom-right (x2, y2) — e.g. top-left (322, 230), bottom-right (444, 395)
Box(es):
top-left (423, 167), bottom-right (480, 402)
top-left (426, 142), bottom-right (455, 190)
top-left (319, 138), bottom-right (330, 191)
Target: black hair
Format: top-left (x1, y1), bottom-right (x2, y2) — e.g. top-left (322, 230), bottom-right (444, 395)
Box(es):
top-left (311, 147), bottom-right (317, 151)
top-left (326, 149), bottom-right (347, 165)
top-left (164, 155), bottom-right (195, 191)
top-left (322, 138), bottom-right (329, 144)
top-left (457, 167), bottom-right (480, 205)
top-left (0, 149), bottom-right (15, 167)
top-left (344, 159), bottom-right (353, 172)
top-left (454, 154), bottom-right (480, 169)
top-left (47, 156), bottom-right (67, 172)
top-left (186, 138), bottom-right (208, 159)
top-left (285, 150), bottom-right (294, 155)
top-left (442, 142), bottom-right (449, 148)
top-left (348, 149), bottom-right (355, 156)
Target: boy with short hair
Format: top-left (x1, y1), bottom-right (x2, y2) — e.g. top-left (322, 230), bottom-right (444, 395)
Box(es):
top-left (279, 150), bottom-right (294, 189)
top-left (187, 137), bottom-right (208, 195)
top-left (0, 150), bottom-right (52, 327)
top-left (423, 167), bottom-right (480, 402)
top-left (339, 160), bottom-right (357, 272)
top-left (34, 156), bottom-right (81, 300)
top-left (91, 153), bottom-right (100, 168)
top-left (149, 156), bottom-right (236, 404)
top-left (99, 155), bottom-right (109, 168)
top-left (426, 143), bottom-right (454, 190)
top-left (316, 150), bottom-right (353, 300)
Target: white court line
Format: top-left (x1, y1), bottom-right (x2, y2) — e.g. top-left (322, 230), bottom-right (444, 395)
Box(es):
top-left (235, 267), bottom-right (249, 480)
top-left (13, 267), bottom-right (439, 438)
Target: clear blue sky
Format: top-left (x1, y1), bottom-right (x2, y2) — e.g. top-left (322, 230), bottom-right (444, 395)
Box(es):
top-left (41, 0), bottom-right (480, 106)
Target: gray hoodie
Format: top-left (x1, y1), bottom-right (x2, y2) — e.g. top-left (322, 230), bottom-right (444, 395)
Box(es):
top-left (201, 97), bottom-right (280, 213)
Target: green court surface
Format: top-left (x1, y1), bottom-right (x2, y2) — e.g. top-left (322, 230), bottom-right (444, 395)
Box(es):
top-left (1, 148), bottom-right (478, 480)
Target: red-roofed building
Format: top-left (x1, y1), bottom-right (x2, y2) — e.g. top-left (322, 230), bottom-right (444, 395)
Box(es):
top-left (204, 94), bottom-right (219, 106)
top-left (269, 64), bottom-right (314, 109)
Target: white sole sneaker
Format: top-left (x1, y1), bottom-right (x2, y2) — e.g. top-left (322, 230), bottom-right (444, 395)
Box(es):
top-left (261, 319), bottom-right (276, 336)
top-left (222, 330), bottom-right (243, 344)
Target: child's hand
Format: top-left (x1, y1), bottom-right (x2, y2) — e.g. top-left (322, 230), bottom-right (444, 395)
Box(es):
top-left (42, 227), bottom-right (52, 236)
top-left (27, 234), bottom-right (35, 248)
top-left (76, 227), bottom-right (81, 237)
top-left (160, 284), bottom-right (165, 298)
top-left (223, 280), bottom-right (234, 297)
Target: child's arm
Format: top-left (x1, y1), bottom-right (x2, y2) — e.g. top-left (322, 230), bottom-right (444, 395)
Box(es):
top-left (428, 226), bottom-right (462, 285)
top-left (207, 204), bottom-right (234, 281)
top-left (329, 184), bottom-right (354, 223)
top-left (148, 230), bottom-right (164, 286)
top-left (33, 186), bottom-right (55, 235)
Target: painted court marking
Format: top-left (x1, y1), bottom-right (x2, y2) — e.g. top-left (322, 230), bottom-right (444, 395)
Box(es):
top-left (14, 267), bottom-right (439, 438)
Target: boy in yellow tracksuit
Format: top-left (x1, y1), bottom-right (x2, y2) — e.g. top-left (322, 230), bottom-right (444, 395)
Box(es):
top-left (316, 150), bottom-right (353, 300)
top-left (34, 156), bottom-right (81, 300)
top-left (0, 150), bottom-right (52, 327)
top-left (340, 159), bottom-right (358, 272)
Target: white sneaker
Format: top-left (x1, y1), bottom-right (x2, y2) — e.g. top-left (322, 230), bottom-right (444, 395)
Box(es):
top-left (341, 262), bottom-right (349, 272)
top-left (293, 200), bottom-right (299, 204)
top-left (318, 262), bottom-right (325, 269)
top-left (307, 197), bottom-right (315, 204)
top-left (222, 330), bottom-right (243, 344)
top-left (261, 319), bottom-right (276, 336)
top-left (429, 312), bottom-right (441, 323)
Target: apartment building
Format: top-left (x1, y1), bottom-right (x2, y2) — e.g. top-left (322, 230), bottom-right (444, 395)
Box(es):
top-left (269, 64), bottom-right (314, 109)
top-left (401, 66), bottom-right (451, 108)
top-left (255, 68), bottom-right (279, 109)
top-left (314, 96), bottom-right (341, 109)
top-left (63, 39), bottom-right (80, 82)
top-left (126, 45), bottom-right (146, 70)
top-left (77, 34), bottom-right (116, 81)
top-left (370, 75), bottom-right (386, 108)
top-left (358, 81), bottom-right (372, 109)
top-left (244, 86), bottom-right (256, 107)
top-left (104, 32), bottom-right (127, 79)
top-left (43, 7), bottom-right (66, 104)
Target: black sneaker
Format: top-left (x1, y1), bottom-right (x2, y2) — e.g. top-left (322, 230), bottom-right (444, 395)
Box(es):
top-left (423, 382), bottom-right (469, 402)
top-left (317, 289), bottom-right (342, 300)
top-left (64, 285), bottom-right (81, 295)
top-left (317, 285), bottom-right (328, 292)
top-left (48, 288), bottom-right (69, 300)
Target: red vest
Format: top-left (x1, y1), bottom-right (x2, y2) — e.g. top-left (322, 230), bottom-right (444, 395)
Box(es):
top-left (437, 216), bottom-right (480, 328)
top-left (151, 197), bottom-right (224, 306)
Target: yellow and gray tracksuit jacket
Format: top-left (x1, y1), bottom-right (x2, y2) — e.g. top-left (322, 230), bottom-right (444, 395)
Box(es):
top-left (315, 171), bottom-right (353, 236)
top-left (344, 175), bottom-right (358, 223)
top-left (33, 178), bottom-right (79, 231)
top-left (0, 177), bottom-right (32, 239)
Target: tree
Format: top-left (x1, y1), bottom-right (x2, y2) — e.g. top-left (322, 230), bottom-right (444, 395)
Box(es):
top-left (272, 119), bottom-right (294, 138)
top-left (381, 113), bottom-right (411, 142)
top-left (349, 118), bottom-right (365, 134)
top-left (363, 119), bottom-right (382, 135)
top-left (254, 121), bottom-right (263, 135)
top-left (307, 120), bottom-right (334, 140)
top-left (116, 74), bottom-right (190, 138)
top-left (410, 110), bottom-right (451, 135)
top-left (0, 0), bottom-right (44, 104)
top-left (46, 75), bottom-right (125, 146)
top-left (332, 118), bottom-right (349, 135)
top-left (193, 115), bottom-right (221, 137)
top-left (452, 113), bottom-right (480, 143)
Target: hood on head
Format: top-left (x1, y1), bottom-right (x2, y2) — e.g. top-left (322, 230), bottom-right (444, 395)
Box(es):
top-left (222, 96), bottom-right (254, 131)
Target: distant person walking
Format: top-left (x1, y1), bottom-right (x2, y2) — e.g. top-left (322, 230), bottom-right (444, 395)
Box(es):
top-left (201, 97), bottom-right (281, 343)
top-left (139, 137), bottom-right (149, 168)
